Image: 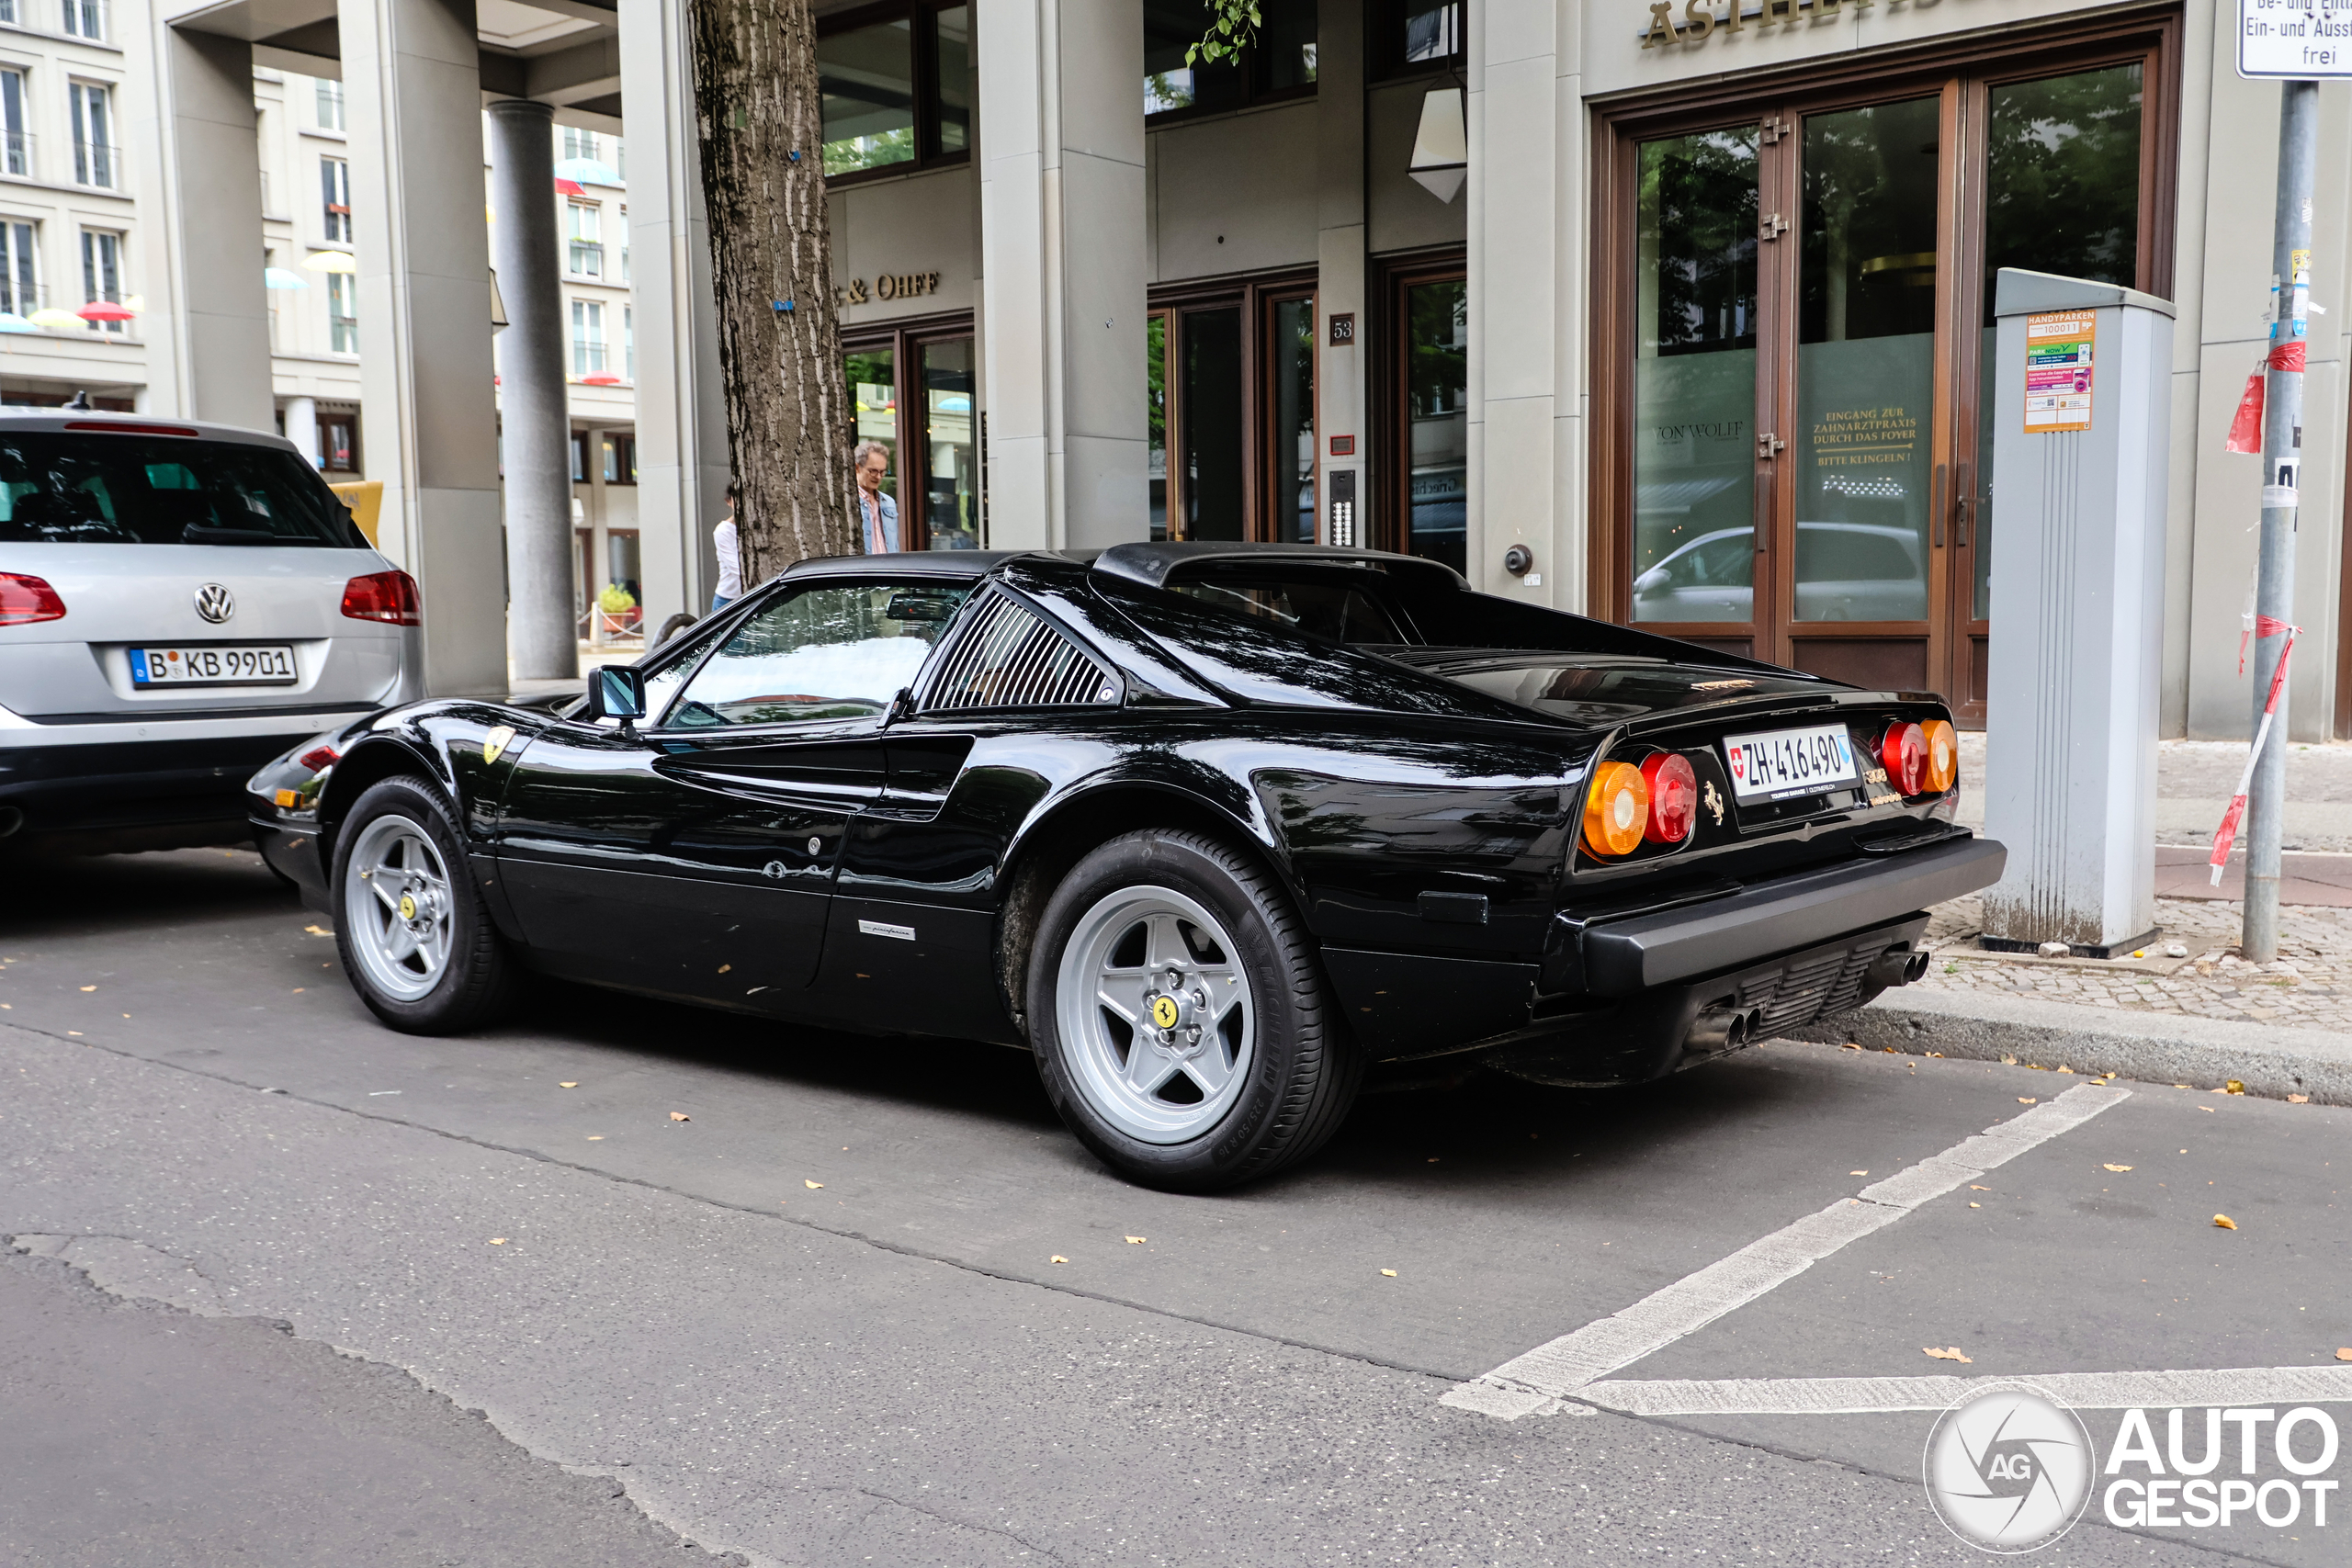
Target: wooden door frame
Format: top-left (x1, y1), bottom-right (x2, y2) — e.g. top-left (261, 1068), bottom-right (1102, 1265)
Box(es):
top-left (841, 308), bottom-right (975, 551)
top-left (1372, 244), bottom-right (1468, 557)
top-left (1589, 8), bottom-right (2182, 711)
top-left (1148, 265), bottom-right (1317, 542)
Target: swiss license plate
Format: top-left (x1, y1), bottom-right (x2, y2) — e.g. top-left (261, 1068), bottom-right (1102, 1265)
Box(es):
top-left (130, 645), bottom-right (299, 687)
top-left (1722, 723), bottom-right (1860, 802)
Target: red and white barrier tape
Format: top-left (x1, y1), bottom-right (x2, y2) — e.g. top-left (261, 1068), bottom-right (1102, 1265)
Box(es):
top-left (2210, 621), bottom-right (2301, 885)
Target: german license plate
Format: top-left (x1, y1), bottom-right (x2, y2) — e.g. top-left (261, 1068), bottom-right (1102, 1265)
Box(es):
top-left (130, 645), bottom-right (299, 687)
top-left (1722, 723), bottom-right (1859, 802)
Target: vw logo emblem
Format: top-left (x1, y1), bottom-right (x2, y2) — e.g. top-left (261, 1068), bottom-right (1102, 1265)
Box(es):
top-left (194, 583), bottom-right (235, 624)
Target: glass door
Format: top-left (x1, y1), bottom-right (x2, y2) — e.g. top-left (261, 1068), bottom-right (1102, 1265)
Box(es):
top-left (1608, 28), bottom-right (2165, 718)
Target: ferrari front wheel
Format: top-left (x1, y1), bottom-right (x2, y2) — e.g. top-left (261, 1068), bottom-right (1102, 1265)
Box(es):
top-left (332, 776), bottom-right (517, 1034)
top-left (1027, 829), bottom-right (1359, 1191)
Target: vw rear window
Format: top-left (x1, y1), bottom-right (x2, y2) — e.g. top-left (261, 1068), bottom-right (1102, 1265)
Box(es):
top-left (0, 433), bottom-right (368, 547)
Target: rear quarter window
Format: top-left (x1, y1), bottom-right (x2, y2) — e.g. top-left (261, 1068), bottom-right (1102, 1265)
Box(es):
top-left (0, 432), bottom-right (367, 547)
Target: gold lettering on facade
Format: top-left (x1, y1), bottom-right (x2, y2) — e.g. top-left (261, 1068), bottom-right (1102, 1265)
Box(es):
top-left (1682, 0), bottom-right (1717, 39)
top-left (837, 270), bottom-right (944, 307)
top-left (1758, 0), bottom-right (1799, 25)
top-left (1644, 0), bottom-right (1907, 47)
top-left (1642, 2), bottom-right (1678, 45)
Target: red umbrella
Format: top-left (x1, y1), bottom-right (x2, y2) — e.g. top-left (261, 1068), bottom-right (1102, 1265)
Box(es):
top-left (553, 177), bottom-right (585, 197)
top-left (77, 300), bottom-right (135, 321)
top-left (579, 373), bottom-right (621, 385)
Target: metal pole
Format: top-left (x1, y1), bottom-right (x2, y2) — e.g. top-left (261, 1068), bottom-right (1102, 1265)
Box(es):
top-left (2245, 79), bottom-right (2317, 962)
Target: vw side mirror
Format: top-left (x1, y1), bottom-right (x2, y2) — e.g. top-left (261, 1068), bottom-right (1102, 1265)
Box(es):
top-left (583, 665), bottom-right (648, 726)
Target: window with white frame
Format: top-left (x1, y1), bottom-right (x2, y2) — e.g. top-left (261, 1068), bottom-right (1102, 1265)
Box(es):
top-left (79, 229), bottom-right (121, 333)
top-left (624, 304), bottom-right (633, 381)
top-left (69, 83), bottom-right (113, 189)
top-left (61, 0), bottom-right (102, 41)
top-left (0, 1), bottom-right (17, 27)
top-left (560, 125), bottom-right (598, 164)
top-left (571, 299), bottom-right (605, 375)
top-left (315, 77), bottom-right (345, 132)
top-left (0, 221), bottom-right (36, 316)
top-left (565, 201), bottom-right (601, 277)
top-left (321, 156), bottom-right (351, 243)
top-left (1, 71), bottom-right (28, 179)
top-left (327, 271), bottom-right (356, 353)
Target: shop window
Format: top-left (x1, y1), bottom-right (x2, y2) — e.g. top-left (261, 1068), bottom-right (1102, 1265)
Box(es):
top-left (320, 413), bottom-right (358, 473)
top-left (1383, 267), bottom-right (1465, 572)
top-left (845, 343), bottom-right (898, 492)
top-left (820, 3), bottom-right (971, 182)
top-left (1148, 275), bottom-right (1316, 543)
top-left (1144, 0), bottom-right (1316, 120)
top-left (920, 339), bottom-right (978, 548)
top-left (1373, 0), bottom-right (1462, 81)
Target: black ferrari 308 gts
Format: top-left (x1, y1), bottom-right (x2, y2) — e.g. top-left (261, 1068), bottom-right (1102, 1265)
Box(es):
top-left (250, 543), bottom-right (2000, 1190)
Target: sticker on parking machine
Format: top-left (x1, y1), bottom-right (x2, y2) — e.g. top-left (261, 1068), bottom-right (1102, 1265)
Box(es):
top-left (1721, 723), bottom-right (1860, 803)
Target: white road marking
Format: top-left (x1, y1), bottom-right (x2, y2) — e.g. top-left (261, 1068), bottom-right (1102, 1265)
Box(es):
top-left (1577, 1365), bottom-right (2352, 1416)
top-left (1441, 1083), bottom-right (2131, 1419)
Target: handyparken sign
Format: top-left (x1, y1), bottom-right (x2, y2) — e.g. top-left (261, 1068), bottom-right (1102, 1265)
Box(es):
top-left (2241, 0), bottom-right (2352, 78)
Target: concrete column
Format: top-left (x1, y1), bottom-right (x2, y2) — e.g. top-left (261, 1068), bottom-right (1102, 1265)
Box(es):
top-left (620, 0), bottom-right (729, 623)
top-left (125, 17), bottom-right (273, 426)
top-left (1464, 0), bottom-right (1578, 606)
top-left (338, 0), bottom-right (507, 696)
top-left (486, 99), bottom-right (577, 682)
top-left (284, 395), bottom-right (321, 466)
top-left (1316, 0), bottom-right (1365, 547)
top-left (975, 0), bottom-right (1148, 549)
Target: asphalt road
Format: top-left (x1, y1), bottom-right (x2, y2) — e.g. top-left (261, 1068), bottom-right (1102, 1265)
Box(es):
top-left (2, 847), bottom-right (2347, 1567)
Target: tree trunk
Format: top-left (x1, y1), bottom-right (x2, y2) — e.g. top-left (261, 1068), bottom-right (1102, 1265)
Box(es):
top-left (687, 0), bottom-right (855, 582)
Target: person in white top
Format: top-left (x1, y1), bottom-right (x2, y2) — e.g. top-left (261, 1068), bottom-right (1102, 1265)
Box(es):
top-left (709, 482), bottom-right (742, 612)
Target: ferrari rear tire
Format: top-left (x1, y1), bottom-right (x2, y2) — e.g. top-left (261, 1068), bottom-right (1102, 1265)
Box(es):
top-left (1027, 829), bottom-right (1360, 1191)
top-left (332, 776), bottom-right (517, 1034)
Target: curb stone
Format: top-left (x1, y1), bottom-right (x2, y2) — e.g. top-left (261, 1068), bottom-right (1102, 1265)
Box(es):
top-left (1786, 987), bottom-right (2352, 1106)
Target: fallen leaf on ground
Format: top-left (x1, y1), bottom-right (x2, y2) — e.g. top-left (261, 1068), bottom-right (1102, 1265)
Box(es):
top-left (2104, 1164), bottom-right (2133, 1172)
top-left (1850, 1170), bottom-right (1868, 1176)
top-left (1969, 1185), bottom-right (1991, 1191)
top-left (2001, 1055), bottom-right (2018, 1066)
top-left (1924, 1347), bottom-right (1973, 1363)
top-left (559, 1082), bottom-right (579, 1089)
top-left (1969, 1201), bottom-right (1982, 1208)
top-left (2199, 1105), bottom-right (2217, 1113)
top-left (585, 1135), bottom-right (604, 1141)
top-left (78, 986), bottom-right (95, 992)
top-left (304, 925), bottom-right (330, 937)
top-left (1927, 1051), bottom-right (1945, 1058)
top-left (2335, 1348), bottom-right (2352, 1362)
top-left (490, 1238), bottom-right (507, 1246)
top-left (669, 1111), bottom-right (690, 1122)
top-left (2058, 1066), bottom-right (2075, 1074)
top-left (2290, 1094), bottom-right (2312, 1104)
top-left (2225, 1080), bottom-right (2245, 1095)
top-left (2018, 1097), bottom-right (2038, 1105)
top-left (1125, 1235), bottom-right (1146, 1244)
top-left (2213, 1214), bottom-right (2237, 1230)
top-left (804, 1179), bottom-right (822, 1190)
top-left (1050, 1255), bottom-right (1068, 1264)
top-left (1380, 1269), bottom-right (1397, 1278)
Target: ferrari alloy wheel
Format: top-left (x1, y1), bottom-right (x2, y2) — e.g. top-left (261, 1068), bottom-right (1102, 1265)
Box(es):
top-left (1028, 829), bottom-right (1360, 1190)
top-left (333, 776), bottom-right (516, 1033)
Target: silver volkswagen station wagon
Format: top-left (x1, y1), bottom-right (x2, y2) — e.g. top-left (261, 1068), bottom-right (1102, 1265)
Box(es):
top-left (0, 410), bottom-right (422, 855)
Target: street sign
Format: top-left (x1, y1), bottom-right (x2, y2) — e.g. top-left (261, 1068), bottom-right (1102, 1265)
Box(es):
top-left (2240, 0), bottom-right (2352, 78)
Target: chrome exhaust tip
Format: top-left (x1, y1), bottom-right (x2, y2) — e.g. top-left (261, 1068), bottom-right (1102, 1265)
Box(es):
top-left (1865, 945), bottom-right (1928, 991)
top-left (1686, 1003), bottom-right (1765, 1055)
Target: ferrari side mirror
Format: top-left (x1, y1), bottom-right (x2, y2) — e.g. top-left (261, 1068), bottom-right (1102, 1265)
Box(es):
top-left (584, 666), bottom-right (648, 727)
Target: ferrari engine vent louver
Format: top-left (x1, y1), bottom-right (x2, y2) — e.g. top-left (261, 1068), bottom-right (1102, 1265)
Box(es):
top-left (919, 591), bottom-right (1119, 713)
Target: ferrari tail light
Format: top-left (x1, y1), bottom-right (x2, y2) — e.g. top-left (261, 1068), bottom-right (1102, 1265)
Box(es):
top-left (1641, 752), bottom-right (1698, 844)
top-left (342, 569), bottom-right (422, 626)
top-left (1882, 721), bottom-right (1928, 795)
top-left (1921, 718), bottom-right (1958, 793)
top-left (0, 572), bottom-right (66, 626)
top-left (1583, 761), bottom-right (1651, 858)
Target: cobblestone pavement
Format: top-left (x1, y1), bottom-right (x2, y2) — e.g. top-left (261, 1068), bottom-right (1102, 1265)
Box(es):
top-left (1915, 893), bottom-right (2352, 1031)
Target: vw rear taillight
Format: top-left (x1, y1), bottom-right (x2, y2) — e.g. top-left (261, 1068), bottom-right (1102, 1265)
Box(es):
top-left (1583, 761), bottom-right (1651, 858)
top-left (342, 570), bottom-right (422, 626)
top-left (0, 572), bottom-right (65, 626)
top-left (1921, 718), bottom-right (1958, 793)
top-left (1882, 721), bottom-right (1928, 795)
top-left (1641, 752), bottom-right (1698, 844)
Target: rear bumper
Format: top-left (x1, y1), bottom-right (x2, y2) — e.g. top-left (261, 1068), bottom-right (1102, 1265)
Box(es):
top-left (0, 730), bottom-right (338, 840)
top-left (1547, 834), bottom-right (2005, 997)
